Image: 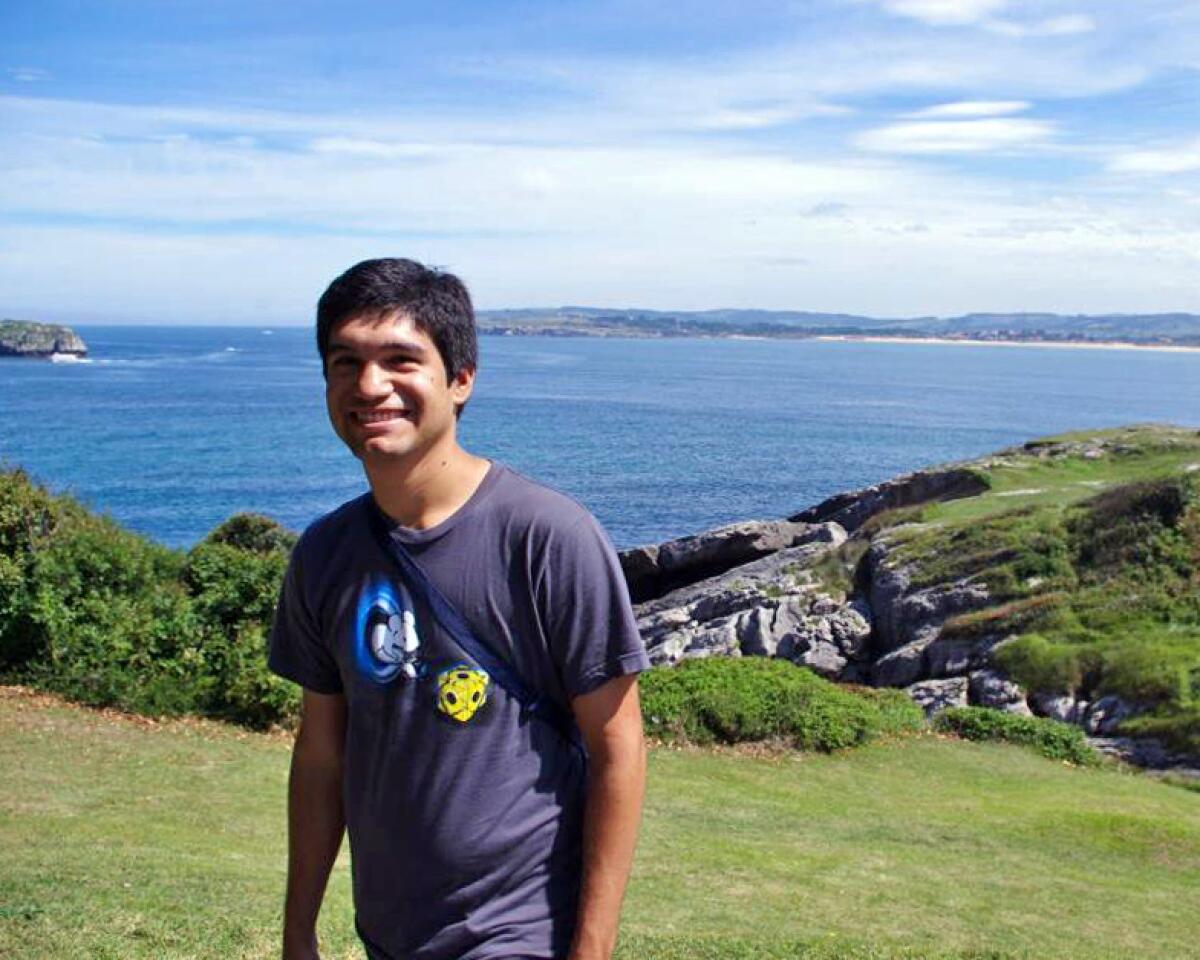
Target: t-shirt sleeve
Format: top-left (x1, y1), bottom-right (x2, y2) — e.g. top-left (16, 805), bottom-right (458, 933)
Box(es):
top-left (268, 538), bottom-right (343, 694)
top-left (539, 512), bottom-right (649, 699)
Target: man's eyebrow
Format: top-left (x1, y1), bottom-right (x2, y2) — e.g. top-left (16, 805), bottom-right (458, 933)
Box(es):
top-left (327, 338), bottom-right (428, 355)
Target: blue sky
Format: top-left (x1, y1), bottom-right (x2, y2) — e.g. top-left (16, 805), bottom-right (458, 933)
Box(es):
top-left (2, 0), bottom-right (1199, 322)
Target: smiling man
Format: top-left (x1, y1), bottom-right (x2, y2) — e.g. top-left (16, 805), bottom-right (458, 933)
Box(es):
top-left (268, 258), bottom-right (648, 960)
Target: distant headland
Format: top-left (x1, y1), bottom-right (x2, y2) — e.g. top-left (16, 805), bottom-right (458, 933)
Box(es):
top-left (476, 307), bottom-right (1200, 349)
top-left (0, 319), bottom-right (88, 360)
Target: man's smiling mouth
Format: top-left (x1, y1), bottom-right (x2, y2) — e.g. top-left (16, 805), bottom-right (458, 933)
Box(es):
top-left (356, 410), bottom-right (410, 424)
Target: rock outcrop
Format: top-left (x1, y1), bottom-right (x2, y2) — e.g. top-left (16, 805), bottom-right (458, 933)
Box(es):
top-left (0, 319), bottom-right (88, 358)
top-left (621, 518), bottom-right (842, 603)
top-left (789, 466), bottom-right (989, 533)
top-left (633, 525), bottom-right (871, 681)
top-left (621, 426), bottom-right (1200, 774)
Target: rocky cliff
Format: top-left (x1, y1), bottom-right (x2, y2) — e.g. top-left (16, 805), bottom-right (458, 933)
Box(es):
top-left (0, 319), bottom-right (88, 358)
top-left (620, 424), bottom-right (1200, 773)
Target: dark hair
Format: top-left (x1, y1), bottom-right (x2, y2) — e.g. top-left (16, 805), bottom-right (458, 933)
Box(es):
top-left (316, 258), bottom-right (478, 382)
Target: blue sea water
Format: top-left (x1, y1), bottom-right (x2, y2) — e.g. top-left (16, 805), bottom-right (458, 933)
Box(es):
top-left (2, 326), bottom-right (1198, 550)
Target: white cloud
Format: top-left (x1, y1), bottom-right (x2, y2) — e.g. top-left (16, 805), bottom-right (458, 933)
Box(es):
top-left (693, 106), bottom-right (810, 130)
top-left (873, 1), bottom-right (1096, 36)
top-left (308, 138), bottom-right (441, 160)
top-left (878, 0), bottom-right (1007, 27)
top-left (906, 100), bottom-right (1030, 118)
top-left (1108, 138), bottom-right (1200, 174)
top-left (6, 66), bottom-right (49, 83)
top-left (855, 117), bottom-right (1054, 153)
top-left (987, 14), bottom-right (1096, 37)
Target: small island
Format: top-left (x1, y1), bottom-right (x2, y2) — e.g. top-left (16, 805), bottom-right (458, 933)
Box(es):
top-left (0, 319), bottom-right (89, 360)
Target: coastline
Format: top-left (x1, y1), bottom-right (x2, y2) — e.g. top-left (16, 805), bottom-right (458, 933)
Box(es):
top-left (815, 334), bottom-right (1200, 354)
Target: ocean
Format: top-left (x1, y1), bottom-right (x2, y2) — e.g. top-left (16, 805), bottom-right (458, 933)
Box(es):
top-left (2, 326), bottom-right (1198, 550)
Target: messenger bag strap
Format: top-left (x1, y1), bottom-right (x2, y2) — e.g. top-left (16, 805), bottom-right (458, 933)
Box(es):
top-left (362, 494), bottom-right (585, 757)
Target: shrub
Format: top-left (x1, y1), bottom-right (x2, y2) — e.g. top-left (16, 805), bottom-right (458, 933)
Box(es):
top-left (0, 470), bottom-right (299, 729)
top-left (1068, 477), bottom-right (1194, 578)
top-left (1097, 637), bottom-right (1199, 704)
top-left (993, 633), bottom-right (1091, 696)
top-left (847, 685), bottom-right (928, 738)
top-left (640, 657), bottom-right (923, 751)
top-left (934, 706), bottom-right (1100, 765)
top-left (183, 531), bottom-right (296, 726)
top-left (203, 513), bottom-right (297, 554)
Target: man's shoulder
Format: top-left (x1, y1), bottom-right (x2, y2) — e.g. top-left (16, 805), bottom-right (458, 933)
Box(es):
top-left (293, 494), bottom-right (368, 558)
top-left (487, 463), bottom-right (603, 538)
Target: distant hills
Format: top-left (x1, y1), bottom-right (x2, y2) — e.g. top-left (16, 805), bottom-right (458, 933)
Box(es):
top-left (476, 308), bottom-right (1200, 345)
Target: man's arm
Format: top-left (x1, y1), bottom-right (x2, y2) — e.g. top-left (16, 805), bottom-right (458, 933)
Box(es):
top-left (282, 689), bottom-right (348, 960)
top-left (568, 674), bottom-right (647, 960)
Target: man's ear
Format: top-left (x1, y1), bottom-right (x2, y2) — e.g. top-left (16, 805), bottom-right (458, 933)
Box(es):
top-left (450, 365), bottom-right (476, 407)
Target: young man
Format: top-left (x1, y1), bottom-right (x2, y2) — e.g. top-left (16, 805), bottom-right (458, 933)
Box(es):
top-left (268, 258), bottom-right (648, 960)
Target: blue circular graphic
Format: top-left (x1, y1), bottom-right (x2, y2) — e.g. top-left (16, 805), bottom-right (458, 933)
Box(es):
top-left (354, 577), bottom-right (422, 684)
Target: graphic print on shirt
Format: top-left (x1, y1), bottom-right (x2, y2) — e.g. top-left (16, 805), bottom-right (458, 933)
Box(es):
top-left (354, 576), bottom-right (424, 683)
top-left (436, 663), bottom-right (491, 722)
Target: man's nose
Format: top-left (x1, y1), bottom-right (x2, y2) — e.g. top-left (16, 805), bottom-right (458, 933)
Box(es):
top-left (355, 361), bottom-right (390, 398)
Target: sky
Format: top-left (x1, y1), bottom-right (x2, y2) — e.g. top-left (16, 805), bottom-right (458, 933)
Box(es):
top-left (2, 0), bottom-right (1199, 323)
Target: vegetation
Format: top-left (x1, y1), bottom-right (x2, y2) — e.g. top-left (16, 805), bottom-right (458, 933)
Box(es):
top-left (873, 425), bottom-right (1200, 754)
top-left (0, 469), bottom-right (298, 728)
top-left (4, 689), bottom-right (1199, 960)
top-left (4, 423), bottom-right (1200, 759)
top-left (933, 706), bottom-right (1099, 765)
top-left (640, 658), bottom-right (925, 750)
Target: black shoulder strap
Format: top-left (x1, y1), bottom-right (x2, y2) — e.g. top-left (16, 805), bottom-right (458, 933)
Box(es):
top-left (362, 495), bottom-right (585, 758)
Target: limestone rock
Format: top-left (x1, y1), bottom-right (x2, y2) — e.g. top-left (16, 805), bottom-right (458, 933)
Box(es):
top-left (866, 539), bottom-right (991, 655)
top-left (872, 628), bottom-right (937, 688)
top-left (905, 677), bottom-right (969, 717)
top-left (1083, 695), bottom-right (1133, 735)
top-left (789, 466), bottom-right (989, 534)
top-left (637, 531), bottom-right (874, 675)
top-left (968, 670), bottom-right (1032, 716)
top-left (781, 636), bottom-right (847, 679)
top-left (828, 599), bottom-right (872, 659)
top-left (1029, 692), bottom-right (1080, 724)
top-left (621, 519), bottom-right (845, 603)
top-left (924, 635), bottom-right (1003, 678)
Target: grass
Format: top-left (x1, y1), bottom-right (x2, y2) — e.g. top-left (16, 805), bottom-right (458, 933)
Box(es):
top-left (864, 425), bottom-right (1200, 752)
top-left (3, 688), bottom-right (1199, 959)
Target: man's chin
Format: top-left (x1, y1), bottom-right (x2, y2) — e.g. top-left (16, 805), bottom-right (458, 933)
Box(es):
top-left (357, 439), bottom-right (420, 464)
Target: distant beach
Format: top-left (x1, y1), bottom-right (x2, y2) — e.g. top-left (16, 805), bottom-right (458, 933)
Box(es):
top-left (815, 335), bottom-right (1200, 354)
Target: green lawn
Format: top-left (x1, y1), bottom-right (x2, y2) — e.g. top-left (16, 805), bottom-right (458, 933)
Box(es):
top-left (2, 688), bottom-right (1198, 959)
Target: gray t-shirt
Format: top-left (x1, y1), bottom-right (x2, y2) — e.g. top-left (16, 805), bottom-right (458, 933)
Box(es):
top-left (268, 463), bottom-right (648, 960)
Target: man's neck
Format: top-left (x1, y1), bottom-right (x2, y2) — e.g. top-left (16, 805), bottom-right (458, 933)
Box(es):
top-left (364, 443), bottom-right (492, 530)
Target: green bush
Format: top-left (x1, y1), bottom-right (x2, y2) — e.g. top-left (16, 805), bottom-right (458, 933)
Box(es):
top-left (934, 706), bottom-right (1100, 765)
top-left (848, 685), bottom-right (928, 738)
top-left (183, 528), bottom-right (297, 725)
top-left (640, 657), bottom-right (924, 751)
top-left (203, 513), bottom-right (298, 554)
top-left (0, 470), bottom-right (299, 728)
top-left (1068, 478), bottom-right (1192, 577)
top-left (993, 632), bottom-right (1091, 696)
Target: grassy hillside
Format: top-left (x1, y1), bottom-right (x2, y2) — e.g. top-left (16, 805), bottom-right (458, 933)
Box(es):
top-left (864, 425), bottom-right (1200, 752)
top-left (2, 688), bottom-right (1197, 960)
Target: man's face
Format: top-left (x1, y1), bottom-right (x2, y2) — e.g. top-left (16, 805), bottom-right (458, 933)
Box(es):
top-left (324, 310), bottom-right (475, 464)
